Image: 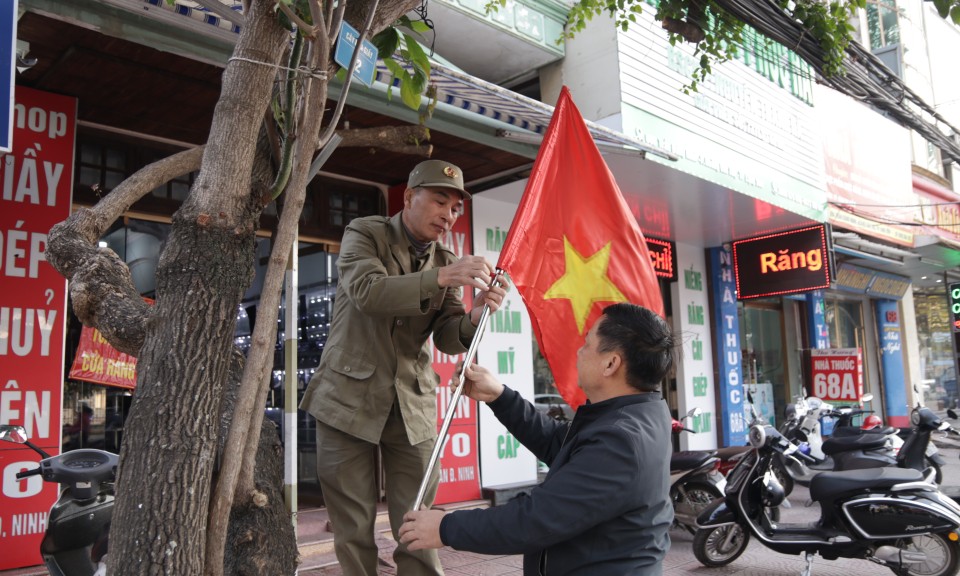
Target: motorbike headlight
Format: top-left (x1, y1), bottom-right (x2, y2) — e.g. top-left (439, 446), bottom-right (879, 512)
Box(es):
top-left (749, 425), bottom-right (766, 448)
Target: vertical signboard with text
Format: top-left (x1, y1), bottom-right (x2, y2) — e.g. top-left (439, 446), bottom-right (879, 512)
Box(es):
top-left (671, 243), bottom-right (717, 451)
top-left (432, 202), bottom-right (480, 504)
top-left (388, 184), bottom-right (481, 504)
top-left (876, 301), bottom-right (909, 428)
top-left (472, 194), bottom-right (537, 489)
top-left (708, 246), bottom-right (746, 447)
top-left (949, 283), bottom-right (960, 398)
top-left (0, 86), bottom-right (76, 569)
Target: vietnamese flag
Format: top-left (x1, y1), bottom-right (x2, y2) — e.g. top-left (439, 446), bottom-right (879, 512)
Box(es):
top-left (497, 86), bottom-right (663, 409)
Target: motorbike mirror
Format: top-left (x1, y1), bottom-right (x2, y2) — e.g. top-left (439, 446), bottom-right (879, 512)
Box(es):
top-left (0, 425), bottom-right (28, 444)
top-left (861, 393), bottom-right (874, 403)
top-left (914, 379), bottom-right (934, 394)
top-left (948, 409), bottom-right (958, 420)
top-left (687, 407), bottom-right (701, 418)
top-left (747, 390), bottom-right (755, 404)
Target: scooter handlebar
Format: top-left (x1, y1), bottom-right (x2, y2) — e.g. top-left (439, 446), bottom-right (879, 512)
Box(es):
top-left (15, 467), bottom-right (41, 480)
top-left (794, 450), bottom-right (818, 464)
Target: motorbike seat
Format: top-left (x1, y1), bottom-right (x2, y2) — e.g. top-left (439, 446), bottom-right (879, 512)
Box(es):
top-left (714, 446), bottom-right (750, 460)
top-left (810, 467), bottom-right (924, 503)
top-left (832, 425), bottom-right (896, 437)
top-left (821, 434), bottom-right (889, 456)
top-left (670, 450), bottom-right (716, 471)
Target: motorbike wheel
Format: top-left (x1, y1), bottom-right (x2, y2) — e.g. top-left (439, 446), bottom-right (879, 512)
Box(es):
top-left (676, 482), bottom-right (723, 532)
top-left (924, 457), bottom-right (943, 485)
top-left (693, 524), bottom-right (750, 567)
top-left (889, 532), bottom-right (960, 576)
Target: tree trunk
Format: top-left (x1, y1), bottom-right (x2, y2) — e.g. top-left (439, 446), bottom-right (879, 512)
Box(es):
top-left (107, 0), bottom-right (288, 573)
top-left (44, 0), bottom-right (429, 573)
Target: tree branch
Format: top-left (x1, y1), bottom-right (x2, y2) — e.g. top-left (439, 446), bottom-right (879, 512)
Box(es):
top-left (45, 146), bottom-right (204, 355)
top-left (336, 124), bottom-right (431, 152)
top-left (204, 10), bottom-right (332, 575)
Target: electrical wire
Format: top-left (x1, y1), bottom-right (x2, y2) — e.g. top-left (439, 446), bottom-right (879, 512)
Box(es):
top-left (710, 0), bottom-right (960, 165)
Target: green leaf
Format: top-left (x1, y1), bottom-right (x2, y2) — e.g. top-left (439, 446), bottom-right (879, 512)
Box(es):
top-left (933, 0), bottom-right (951, 18)
top-left (407, 20), bottom-right (432, 33)
top-left (403, 34), bottom-right (431, 78)
top-left (400, 74), bottom-right (422, 109)
top-left (383, 57), bottom-right (407, 81)
top-left (371, 28), bottom-right (401, 60)
top-left (952, 4), bottom-right (960, 24)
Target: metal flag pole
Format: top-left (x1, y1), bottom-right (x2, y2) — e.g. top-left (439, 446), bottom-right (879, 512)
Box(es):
top-left (412, 269), bottom-right (505, 512)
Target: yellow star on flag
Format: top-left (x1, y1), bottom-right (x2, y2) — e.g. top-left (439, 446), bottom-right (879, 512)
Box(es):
top-left (544, 237), bottom-right (628, 334)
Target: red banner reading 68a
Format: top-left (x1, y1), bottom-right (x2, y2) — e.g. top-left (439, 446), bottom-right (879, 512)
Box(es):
top-left (809, 348), bottom-right (863, 403)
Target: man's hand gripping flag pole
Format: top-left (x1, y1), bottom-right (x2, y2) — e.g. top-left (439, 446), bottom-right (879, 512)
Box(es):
top-left (412, 270), bottom-right (505, 512)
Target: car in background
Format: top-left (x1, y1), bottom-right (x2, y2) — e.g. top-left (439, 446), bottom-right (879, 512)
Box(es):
top-left (534, 393), bottom-right (575, 421)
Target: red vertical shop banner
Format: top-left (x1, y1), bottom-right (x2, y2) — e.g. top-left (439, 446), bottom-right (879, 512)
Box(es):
top-left (432, 202), bottom-right (479, 504)
top-left (387, 184), bottom-right (480, 504)
top-left (0, 86), bottom-right (76, 570)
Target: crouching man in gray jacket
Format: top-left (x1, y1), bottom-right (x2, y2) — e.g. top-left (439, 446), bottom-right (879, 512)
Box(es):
top-left (399, 302), bottom-right (676, 575)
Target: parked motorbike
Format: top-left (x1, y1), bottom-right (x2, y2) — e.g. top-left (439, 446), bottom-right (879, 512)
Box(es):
top-left (785, 387), bottom-right (950, 487)
top-left (707, 392), bottom-right (796, 506)
top-left (782, 392), bottom-right (913, 479)
top-left (0, 424), bottom-right (116, 576)
top-left (896, 402), bottom-right (954, 484)
top-left (693, 423), bottom-right (960, 576)
top-left (669, 407), bottom-right (727, 533)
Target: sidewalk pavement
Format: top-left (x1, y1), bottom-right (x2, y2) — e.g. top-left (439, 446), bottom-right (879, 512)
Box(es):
top-left (304, 443), bottom-right (960, 576)
top-left (4, 445), bottom-right (960, 576)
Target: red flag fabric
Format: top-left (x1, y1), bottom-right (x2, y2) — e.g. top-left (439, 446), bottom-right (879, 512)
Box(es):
top-left (497, 86), bottom-right (664, 409)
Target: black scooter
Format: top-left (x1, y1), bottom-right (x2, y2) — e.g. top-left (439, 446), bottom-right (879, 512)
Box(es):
top-left (0, 424), bottom-right (116, 576)
top-left (785, 401), bottom-right (953, 489)
top-left (694, 423), bottom-right (960, 576)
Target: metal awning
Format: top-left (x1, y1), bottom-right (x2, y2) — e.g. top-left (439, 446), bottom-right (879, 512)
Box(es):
top-left (137, 0), bottom-right (677, 161)
top-left (420, 63), bottom-right (678, 161)
top-left (143, 0), bottom-right (242, 32)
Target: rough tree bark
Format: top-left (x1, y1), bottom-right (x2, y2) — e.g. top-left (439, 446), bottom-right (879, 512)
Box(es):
top-left (44, 0), bottom-right (428, 573)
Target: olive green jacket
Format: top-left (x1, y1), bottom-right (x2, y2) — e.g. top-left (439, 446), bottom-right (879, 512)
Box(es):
top-left (299, 212), bottom-right (477, 445)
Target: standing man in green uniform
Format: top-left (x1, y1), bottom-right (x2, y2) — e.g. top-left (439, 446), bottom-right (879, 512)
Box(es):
top-left (300, 159), bottom-right (508, 575)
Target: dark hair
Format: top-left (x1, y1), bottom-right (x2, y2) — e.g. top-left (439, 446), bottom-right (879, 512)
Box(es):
top-left (596, 303), bottom-right (675, 393)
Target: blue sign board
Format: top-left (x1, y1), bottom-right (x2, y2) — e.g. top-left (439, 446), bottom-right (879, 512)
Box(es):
top-left (0, 0), bottom-right (17, 152)
top-left (806, 290), bottom-right (830, 349)
top-left (876, 300), bottom-right (909, 427)
top-left (708, 246), bottom-right (747, 447)
top-left (334, 20), bottom-right (378, 88)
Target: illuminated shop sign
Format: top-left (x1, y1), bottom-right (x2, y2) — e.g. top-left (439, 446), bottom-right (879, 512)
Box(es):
top-left (646, 236), bottom-right (677, 281)
top-left (732, 224), bottom-right (831, 299)
top-left (949, 282), bottom-right (960, 333)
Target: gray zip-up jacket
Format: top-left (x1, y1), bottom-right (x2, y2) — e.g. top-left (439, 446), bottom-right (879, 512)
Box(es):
top-left (440, 386), bottom-right (673, 575)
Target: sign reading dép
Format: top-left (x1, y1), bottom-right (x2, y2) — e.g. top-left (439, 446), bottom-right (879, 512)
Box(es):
top-left (733, 224), bottom-right (831, 299)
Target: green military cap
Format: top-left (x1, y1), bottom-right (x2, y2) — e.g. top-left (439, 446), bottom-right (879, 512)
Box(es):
top-left (407, 159), bottom-right (471, 199)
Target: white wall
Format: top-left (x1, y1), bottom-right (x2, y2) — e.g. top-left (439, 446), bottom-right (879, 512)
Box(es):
top-left (471, 195), bottom-right (538, 488)
top-left (670, 242), bottom-right (717, 450)
top-left (541, 11), bottom-right (622, 119)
